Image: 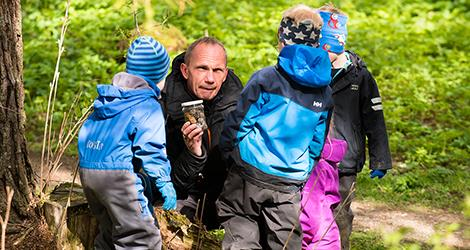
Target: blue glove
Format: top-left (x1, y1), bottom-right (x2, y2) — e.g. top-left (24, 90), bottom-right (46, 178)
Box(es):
top-left (158, 182), bottom-right (177, 210)
top-left (370, 169), bottom-right (387, 179)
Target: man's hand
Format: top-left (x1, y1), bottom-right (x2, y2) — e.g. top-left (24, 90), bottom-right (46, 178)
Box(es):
top-left (370, 169), bottom-right (387, 179)
top-left (181, 122), bottom-right (204, 156)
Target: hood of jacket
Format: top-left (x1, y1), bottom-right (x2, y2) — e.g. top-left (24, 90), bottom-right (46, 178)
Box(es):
top-left (161, 52), bottom-right (243, 118)
top-left (93, 72), bottom-right (158, 119)
top-left (277, 44), bottom-right (332, 88)
top-left (321, 137), bottom-right (348, 164)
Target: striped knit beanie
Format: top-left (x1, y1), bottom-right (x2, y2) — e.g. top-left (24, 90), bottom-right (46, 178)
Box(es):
top-left (318, 11), bottom-right (348, 54)
top-left (126, 36), bottom-right (170, 91)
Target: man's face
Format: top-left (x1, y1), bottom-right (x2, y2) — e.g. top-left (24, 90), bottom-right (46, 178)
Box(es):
top-left (180, 43), bottom-right (228, 101)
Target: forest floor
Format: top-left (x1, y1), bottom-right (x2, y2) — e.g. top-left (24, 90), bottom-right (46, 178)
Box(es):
top-left (30, 152), bottom-right (469, 248)
top-left (352, 200), bottom-right (469, 248)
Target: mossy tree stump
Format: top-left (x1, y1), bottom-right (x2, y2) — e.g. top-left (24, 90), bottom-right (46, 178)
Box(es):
top-left (44, 183), bottom-right (222, 249)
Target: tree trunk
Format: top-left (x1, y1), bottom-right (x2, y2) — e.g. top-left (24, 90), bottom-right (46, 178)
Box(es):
top-left (0, 0), bottom-right (36, 222)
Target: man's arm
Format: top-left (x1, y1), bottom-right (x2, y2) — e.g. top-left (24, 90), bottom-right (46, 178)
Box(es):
top-left (160, 87), bottom-right (207, 195)
top-left (162, 117), bottom-right (207, 196)
top-left (169, 141), bottom-right (207, 195)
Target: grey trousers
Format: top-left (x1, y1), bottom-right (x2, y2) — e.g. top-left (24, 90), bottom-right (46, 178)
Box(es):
top-left (334, 174), bottom-right (356, 250)
top-left (216, 169), bottom-right (302, 250)
top-left (176, 195), bottom-right (198, 220)
top-left (80, 168), bottom-right (162, 250)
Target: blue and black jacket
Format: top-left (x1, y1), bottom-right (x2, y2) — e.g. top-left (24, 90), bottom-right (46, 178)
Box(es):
top-left (220, 45), bottom-right (334, 193)
top-left (78, 73), bottom-right (172, 193)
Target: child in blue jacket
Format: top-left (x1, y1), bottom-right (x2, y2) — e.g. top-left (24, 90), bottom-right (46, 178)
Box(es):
top-left (217, 4), bottom-right (333, 249)
top-left (78, 36), bottom-right (176, 249)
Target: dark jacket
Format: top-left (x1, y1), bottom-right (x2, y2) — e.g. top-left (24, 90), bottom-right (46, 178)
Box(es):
top-left (220, 45), bottom-right (333, 193)
top-left (330, 51), bottom-right (392, 174)
top-left (160, 53), bottom-right (243, 200)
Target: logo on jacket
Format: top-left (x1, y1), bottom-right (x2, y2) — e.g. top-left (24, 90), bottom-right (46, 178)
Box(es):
top-left (86, 140), bottom-right (104, 151)
top-left (351, 84), bottom-right (359, 90)
top-left (313, 101), bottom-right (323, 108)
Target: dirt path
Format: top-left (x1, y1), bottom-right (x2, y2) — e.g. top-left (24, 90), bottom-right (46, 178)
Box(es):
top-left (352, 200), bottom-right (469, 248)
top-left (31, 153), bottom-right (469, 248)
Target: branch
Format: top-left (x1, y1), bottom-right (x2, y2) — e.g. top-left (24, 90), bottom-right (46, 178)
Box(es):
top-left (282, 169), bottom-right (322, 250)
top-left (1, 186), bottom-right (15, 250)
top-left (39, 0), bottom-right (72, 197)
top-left (312, 182), bottom-right (356, 250)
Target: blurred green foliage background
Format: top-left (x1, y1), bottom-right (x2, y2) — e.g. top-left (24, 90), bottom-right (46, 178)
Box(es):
top-left (22, 0), bottom-right (469, 213)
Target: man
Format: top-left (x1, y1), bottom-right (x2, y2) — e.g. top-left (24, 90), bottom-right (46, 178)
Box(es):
top-left (217, 5), bottom-right (333, 249)
top-left (318, 4), bottom-right (393, 249)
top-left (160, 37), bottom-right (243, 229)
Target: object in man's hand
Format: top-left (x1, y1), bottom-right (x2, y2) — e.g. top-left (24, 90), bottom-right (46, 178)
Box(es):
top-left (181, 100), bottom-right (208, 130)
top-left (184, 112), bottom-right (198, 124)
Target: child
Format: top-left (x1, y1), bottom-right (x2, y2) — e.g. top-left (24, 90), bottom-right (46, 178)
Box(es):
top-left (217, 4), bottom-right (333, 249)
top-left (78, 36), bottom-right (176, 249)
top-left (300, 135), bottom-right (347, 249)
top-left (318, 4), bottom-right (393, 249)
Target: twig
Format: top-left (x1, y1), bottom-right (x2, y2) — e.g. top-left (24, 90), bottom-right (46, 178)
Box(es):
top-left (54, 92), bottom-right (82, 155)
top-left (56, 112), bottom-right (67, 150)
top-left (312, 182), bottom-right (356, 250)
top-left (0, 104), bottom-right (21, 114)
top-left (196, 193), bottom-right (207, 250)
top-left (0, 186), bottom-right (14, 250)
top-left (41, 104), bottom-right (92, 193)
top-left (56, 161), bottom-right (80, 239)
top-left (165, 228), bottom-right (181, 247)
top-left (40, 0), bottom-right (72, 199)
top-left (133, 0), bottom-right (141, 36)
top-left (282, 169), bottom-right (322, 250)
top-left (12, 226), bottom-right (34, 247)
top-left (195, 196), bottom-right (200, 219)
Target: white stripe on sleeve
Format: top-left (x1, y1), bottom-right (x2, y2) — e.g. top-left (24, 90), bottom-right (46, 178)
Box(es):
top-left (371, 97), bottom-right (382, 104)
top-left (372, 104), bottom-right (383, 111)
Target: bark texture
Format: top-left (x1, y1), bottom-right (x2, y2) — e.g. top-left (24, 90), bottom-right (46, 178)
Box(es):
top-left (0, 0), bottom-right (35, 222)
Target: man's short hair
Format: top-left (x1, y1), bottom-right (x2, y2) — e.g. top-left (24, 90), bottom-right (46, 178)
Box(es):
top-left (318, 2), bottom-right (348, 16)
top-left (184, 37), bottom-right (227, 66)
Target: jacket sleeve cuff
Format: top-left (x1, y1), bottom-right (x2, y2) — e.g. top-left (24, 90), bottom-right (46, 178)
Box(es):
top-left (185, 145), bottom-right (207, 163)
top-left (370, 161), bottom-right (392, 170)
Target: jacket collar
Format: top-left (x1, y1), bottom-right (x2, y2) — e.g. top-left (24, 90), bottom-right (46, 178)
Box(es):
top-left (330, 50), bottom-right (365, 94)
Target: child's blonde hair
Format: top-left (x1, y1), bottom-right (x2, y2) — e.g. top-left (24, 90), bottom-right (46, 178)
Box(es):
top-left (282, 4), bottom-right (323, 27)
top-left (318, 2), bottom-right (348, 16)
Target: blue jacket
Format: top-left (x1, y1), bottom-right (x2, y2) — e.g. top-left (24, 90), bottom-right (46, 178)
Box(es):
top-left (220, 45), bottom-right (333, 192)
top-left (78, 73), bottom-right (171, 187)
